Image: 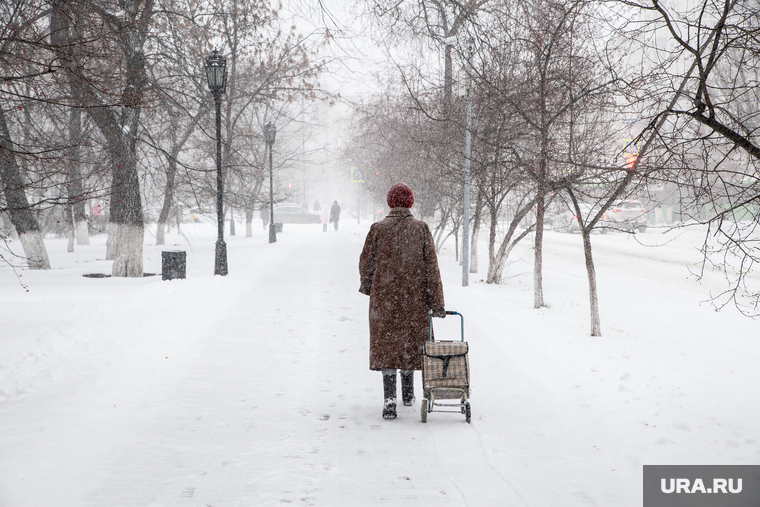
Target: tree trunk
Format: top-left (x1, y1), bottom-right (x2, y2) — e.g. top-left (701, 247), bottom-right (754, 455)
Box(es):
top-left (470, 188), bottom-right (484, 273)
top-left (111, 222), bottom-right (144, 277)
top-left (230, 208), bottom-right (236, 236)
top-left (245, 208), bottom-right (253, 237)
top-left (7, 222), bottom-right (19, 240)
top-left (455, 227), bottom-right (459, 263)
top-left (109, 146), bottom-right (144, 277)
top-left (67, 205), bottom-right (75, 253)
top-left (75, 218), bottom-right (89, 245)
top-left (51, 0), bottom-right (149, 277)
top-left (533, 194), bottom-right (545, 308)
top-left (156, 150), bottom-right (178, 246)
top-left (433, 207), bottom-right (451, 252)
top-left (469, 225), bottom-right (478, 273)
top-left (570, 187), bottom-right (603, 336)
top-left (443, 43), bottom-right (453, 121)
top-left (581, 228), bottom-right (602, 336)
top-left (51, 2), bottom-right (89, 248)
top-left (156, 220), bottom-right (166, 246)
top-left (0, 107), bottom-right (51, 269)
top-left (486, 197), bottom-right (537, 284)
top-left (68, 105), bottom-right (89, 246)
top-left (106, 222), bottom-right (116, 260)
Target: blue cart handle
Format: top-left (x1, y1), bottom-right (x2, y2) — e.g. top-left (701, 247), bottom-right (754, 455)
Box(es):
top-left (428, 310), bottom-right (465, 341)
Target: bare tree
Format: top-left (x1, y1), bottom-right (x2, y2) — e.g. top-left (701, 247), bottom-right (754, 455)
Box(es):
top-left (183, 0), bottom-right (328, 243)
top-left (615, 0), bottom-right (760, 314)
top-left (0, 110), bottom-right (52, 269)
top-left (50, 0), bottom-right (155, 277)
top-left (476, 0), bottom-right (617, 308)
top-left (141, 0), bottom-right (212, 245)
top-left (0, 0), bottom-right (56, 269)
top-left (366, 0), bottom-right (491, 267)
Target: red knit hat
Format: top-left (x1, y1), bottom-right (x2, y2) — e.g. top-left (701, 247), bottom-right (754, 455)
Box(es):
top-left (386, 182), bottom-right (414, 209)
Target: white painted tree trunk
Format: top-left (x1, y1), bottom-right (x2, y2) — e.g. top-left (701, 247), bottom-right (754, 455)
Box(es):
top-left (470, 226), bottom-right (478, 273)
top-left (111, 223), bottom-right (144, 277)
top-left (75, 219), bottom-right (89, 245)
top-left (67, 216), bottom-right (75, 253)
top-left (67, 206), bottom-right (75, 252)
top-left (19, 231), bottom-right (51, 269)
top-left (106, 223), bottom-right (116, 260)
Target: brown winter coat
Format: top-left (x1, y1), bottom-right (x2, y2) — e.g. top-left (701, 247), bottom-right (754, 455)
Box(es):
top-left (358, 208), bottom-right (445, 371)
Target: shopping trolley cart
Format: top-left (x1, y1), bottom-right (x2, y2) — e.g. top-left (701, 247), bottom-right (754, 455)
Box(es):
top-left (421, 310), bottom-right (470, 423)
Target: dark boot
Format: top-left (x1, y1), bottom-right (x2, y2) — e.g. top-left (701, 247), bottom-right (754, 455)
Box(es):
top-left (401, 370), bottom-right (415, 406)
top-left (382, 373), bottom-right (397, 420)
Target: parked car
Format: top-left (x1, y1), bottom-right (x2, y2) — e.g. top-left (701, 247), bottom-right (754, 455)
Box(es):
top-left (551, 203), bottom-right (609, 234)
top-left (608, 200), bottom-right (648, 232)
top-left (272, 204), bottom-right (321, 225)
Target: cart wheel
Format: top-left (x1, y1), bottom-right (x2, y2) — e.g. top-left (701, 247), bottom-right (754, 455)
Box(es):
top-left (421, 399), bottom-right (428, 423)
top-left (465, 402), bottom-right (471, 423)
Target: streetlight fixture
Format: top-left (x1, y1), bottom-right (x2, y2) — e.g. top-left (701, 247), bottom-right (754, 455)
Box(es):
top-left (263, 121), bottom-right (277, 243)
top-left (205, 49), bottom-right (228, 275)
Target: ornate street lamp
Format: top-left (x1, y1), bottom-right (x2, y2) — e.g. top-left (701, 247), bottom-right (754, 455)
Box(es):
top-left (263, 122), bottom-right (277, 243)
top-left (205, 50), bottom-right (228, 275)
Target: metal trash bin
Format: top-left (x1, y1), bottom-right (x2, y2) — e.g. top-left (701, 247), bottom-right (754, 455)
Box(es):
top-left (162, 250), bottom-right (186, 281)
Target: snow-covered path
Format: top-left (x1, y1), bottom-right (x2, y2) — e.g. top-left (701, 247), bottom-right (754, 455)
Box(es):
top-left (1, 219), bottom-right (758, 506)
top-left (78, 227), bottom-right (527, 506)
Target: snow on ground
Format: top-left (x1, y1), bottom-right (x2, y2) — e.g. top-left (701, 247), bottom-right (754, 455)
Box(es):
top-left (0, 216), bottom-right (758, 506)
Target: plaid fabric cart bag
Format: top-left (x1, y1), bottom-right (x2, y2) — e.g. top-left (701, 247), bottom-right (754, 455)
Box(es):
top-left (421, 311), bottom-right (471, 423)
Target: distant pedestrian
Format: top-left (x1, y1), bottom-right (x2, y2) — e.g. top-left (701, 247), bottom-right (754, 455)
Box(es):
top-left (313, 199), bottom-right (321, 212)
top-left (320, 206), bottom-right (329, 232)
top-left (329, 201), bottom-right (341, 231)
top-left (358, 182), bottom-right (446, 420)
top-left (261, 206), bottom-right (269, 230)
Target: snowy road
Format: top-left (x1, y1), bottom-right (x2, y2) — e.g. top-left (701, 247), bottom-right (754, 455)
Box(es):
top-left (1, 220), bottom-right (758, 506)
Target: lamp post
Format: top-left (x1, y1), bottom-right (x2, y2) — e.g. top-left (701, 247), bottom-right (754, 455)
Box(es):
top-left (205, 50), bottom-right (228, 275)
top-left (263, 122), bottom-right (277, 243)
top-left (461, 38), bottom-right (474, 287)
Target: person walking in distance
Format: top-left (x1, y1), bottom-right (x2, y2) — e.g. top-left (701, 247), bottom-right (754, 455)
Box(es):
top-left (329, 200), bottom-right (341, 231)
top-left (358, 182), bottom-right (446, 420)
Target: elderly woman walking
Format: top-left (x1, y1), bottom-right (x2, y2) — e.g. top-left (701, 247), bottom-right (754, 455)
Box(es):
top-left (358, 182), bottom-right (446, 420)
